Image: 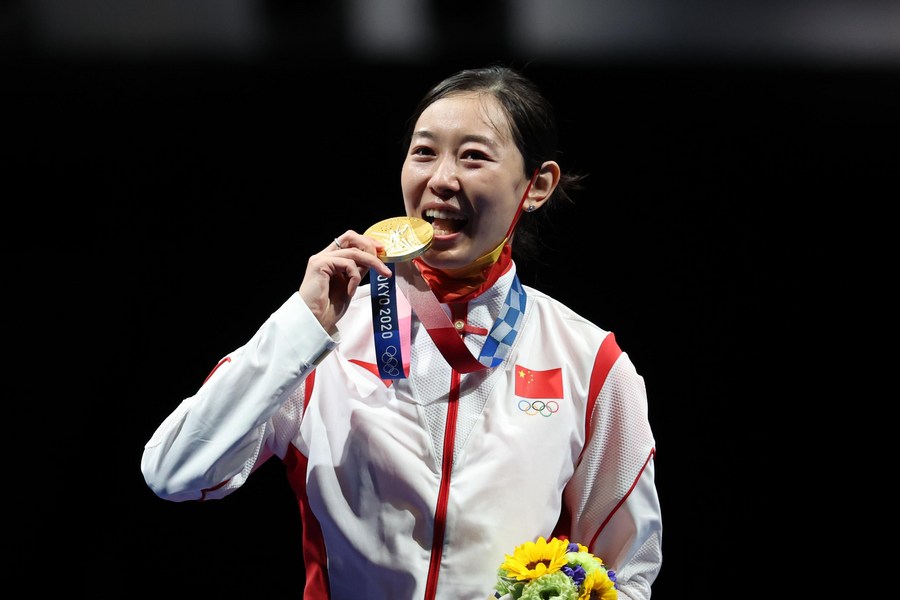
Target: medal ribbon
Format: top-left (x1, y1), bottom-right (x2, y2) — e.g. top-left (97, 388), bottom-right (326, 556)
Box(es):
top-left (397, 262), bottom-right (526, 373)
top-left (477, 274), bottom-right (526, 367)
top-left (369, 263), bottom-right (411, 379)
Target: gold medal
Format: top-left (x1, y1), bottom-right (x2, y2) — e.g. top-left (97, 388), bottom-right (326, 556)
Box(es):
top-left (364, 216), bottom-right (434, 263)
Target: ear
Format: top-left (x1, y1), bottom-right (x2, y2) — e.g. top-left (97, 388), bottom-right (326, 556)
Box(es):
top-left (526, 161), bottom-right (561, 210)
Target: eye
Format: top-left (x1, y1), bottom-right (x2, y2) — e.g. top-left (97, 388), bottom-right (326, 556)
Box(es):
top-left (410, 145), bottom-right (435, 157)
top-left (461, 149), bottom-right (489, 161)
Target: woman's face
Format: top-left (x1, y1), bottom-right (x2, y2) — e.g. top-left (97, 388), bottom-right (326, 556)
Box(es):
top-left (401, 92), bottom-right (529, 270)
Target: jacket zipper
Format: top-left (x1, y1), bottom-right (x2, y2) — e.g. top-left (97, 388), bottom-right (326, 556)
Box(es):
top-left (424, 305), bottom-right (467, 599)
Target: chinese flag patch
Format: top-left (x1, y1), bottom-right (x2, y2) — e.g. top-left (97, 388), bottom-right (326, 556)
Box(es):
top-left (514, 365), bottom-right (563, 399)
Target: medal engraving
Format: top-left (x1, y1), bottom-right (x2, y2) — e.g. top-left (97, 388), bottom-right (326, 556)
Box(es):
top-left (364, 216), bottom-right (434, 262)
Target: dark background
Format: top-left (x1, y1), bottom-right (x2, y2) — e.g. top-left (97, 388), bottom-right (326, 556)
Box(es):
top-left (8, 1), bottom-right (896, 597)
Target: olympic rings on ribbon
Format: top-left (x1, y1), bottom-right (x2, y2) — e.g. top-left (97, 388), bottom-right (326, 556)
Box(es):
top-left (517, 399), bottom-right (560, 417)
top-left (380, 345), bottom-right (401, 377)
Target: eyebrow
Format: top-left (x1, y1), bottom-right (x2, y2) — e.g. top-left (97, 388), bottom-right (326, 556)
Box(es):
top-left (411, 130), bottom-right (498, 148)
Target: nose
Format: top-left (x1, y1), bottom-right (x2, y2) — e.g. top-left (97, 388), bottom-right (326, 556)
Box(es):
top-left (429, 156), bottom-right (459, 195)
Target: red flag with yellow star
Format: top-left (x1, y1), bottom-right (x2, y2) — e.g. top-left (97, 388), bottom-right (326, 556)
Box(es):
top-left (514, 365), bottom-right (563, 399)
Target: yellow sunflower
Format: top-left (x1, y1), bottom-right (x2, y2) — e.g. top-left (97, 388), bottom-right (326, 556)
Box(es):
top-left (577, 567), bottom-right (617, 600)
top-left (499, 536), bottom-right (570, 582)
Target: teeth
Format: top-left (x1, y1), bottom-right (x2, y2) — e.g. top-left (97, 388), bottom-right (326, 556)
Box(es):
top-left (425, 208), bottom-right (465, 221)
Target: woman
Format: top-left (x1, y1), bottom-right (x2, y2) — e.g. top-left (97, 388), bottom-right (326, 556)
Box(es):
top-left (142, 65), bottom-right (662, 599)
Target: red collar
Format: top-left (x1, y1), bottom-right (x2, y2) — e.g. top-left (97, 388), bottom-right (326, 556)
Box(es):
top-left (413, 244), bottom-right (513, 304)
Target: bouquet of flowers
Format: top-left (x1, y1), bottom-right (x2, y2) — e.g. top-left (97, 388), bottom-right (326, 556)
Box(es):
top-left (493, 536), bottom-right (617, 600)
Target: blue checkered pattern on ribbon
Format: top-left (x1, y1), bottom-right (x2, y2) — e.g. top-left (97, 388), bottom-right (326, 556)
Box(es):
top-left (479, 275), bottom-right (527, 368)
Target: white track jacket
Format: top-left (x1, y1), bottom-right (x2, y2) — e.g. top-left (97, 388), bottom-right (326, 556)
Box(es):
top-left (142, 264), bottom-right (662, 600)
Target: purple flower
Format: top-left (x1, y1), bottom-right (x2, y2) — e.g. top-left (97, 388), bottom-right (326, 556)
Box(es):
top-left (562, 564), bottom-right (587, 587)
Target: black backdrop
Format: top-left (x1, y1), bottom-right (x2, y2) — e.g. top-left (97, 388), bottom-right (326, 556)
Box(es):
top-left (13, 50), bottom-right (894, 597)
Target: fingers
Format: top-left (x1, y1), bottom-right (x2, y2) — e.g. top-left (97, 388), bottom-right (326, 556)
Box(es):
top-left (330, 230), bottom-right (379, 255)
top-left (300, 230), bottom-right (394, 331)
top-left (328, 230), bottom-right (392, 277)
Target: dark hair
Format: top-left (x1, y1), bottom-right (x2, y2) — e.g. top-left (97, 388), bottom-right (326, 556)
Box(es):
top-left (403, 65), bottom-right (585, 264)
